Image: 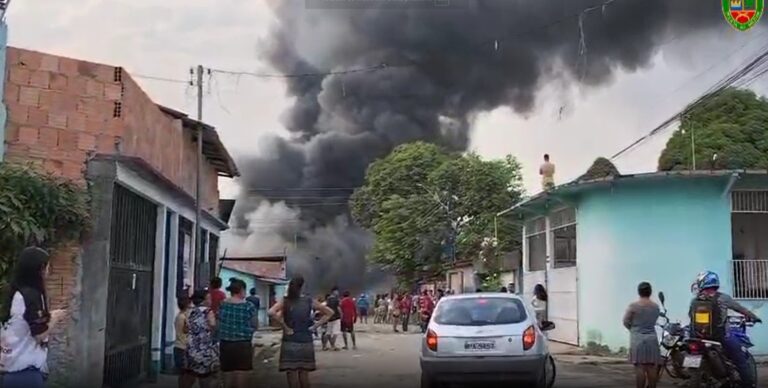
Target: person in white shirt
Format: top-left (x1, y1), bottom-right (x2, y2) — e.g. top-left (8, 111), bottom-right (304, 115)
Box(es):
top-left (0, 247), bottom-right (66, 388)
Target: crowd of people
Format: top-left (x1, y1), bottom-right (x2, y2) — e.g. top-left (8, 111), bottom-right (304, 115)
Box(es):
top-left (4, 245), bottom-right (760, 388)
top-left (367, 289), bottom-right (448, 333)
top-left (172, 277), bottom-right (260, 388)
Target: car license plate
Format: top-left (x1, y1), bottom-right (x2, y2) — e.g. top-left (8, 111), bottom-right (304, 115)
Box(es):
top-left (464, 340), bottom-right (495, 351)
top-left (683, 355), bottom-right (702, 368)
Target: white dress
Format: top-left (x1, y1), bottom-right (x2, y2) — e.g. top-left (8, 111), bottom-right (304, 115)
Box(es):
top-left (531, 297), bottom-right (547, 323)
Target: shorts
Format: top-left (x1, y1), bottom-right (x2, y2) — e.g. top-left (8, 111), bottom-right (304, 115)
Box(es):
top-left (219, 340), bottom-right (253, 372)
top-left (173, 347), bottom-right (186, 373)
top-left (359, 308), bottom-right (368, 317)
top-left (326, 320), bottom-right (341, 336)
top-left (341, 321), bottom-right (354, 333)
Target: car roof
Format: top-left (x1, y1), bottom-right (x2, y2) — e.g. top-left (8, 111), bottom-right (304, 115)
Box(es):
top-left (438, 292), bottom-right (523, 302)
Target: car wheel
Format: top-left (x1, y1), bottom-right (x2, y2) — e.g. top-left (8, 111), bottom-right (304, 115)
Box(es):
top-left (546, 355), bottom-right (557, 388)
top-left (529, 355), bottom-right (555, 388)
top-left (420, 372), bottom-right (438, 388)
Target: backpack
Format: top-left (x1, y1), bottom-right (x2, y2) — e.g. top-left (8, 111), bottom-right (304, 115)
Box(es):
top-left (690, 293), bottom-right (724, 340)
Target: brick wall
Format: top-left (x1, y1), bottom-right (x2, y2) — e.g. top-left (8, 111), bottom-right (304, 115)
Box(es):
top-left (4, 47), bottom-right (220, 212)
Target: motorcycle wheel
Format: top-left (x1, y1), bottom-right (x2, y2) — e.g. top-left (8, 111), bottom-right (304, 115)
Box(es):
top-left (746, 354), bottom-right (757, 388)
top-left (686, 369), bottom-right (704, 388)
top-left (686, 359), bottom-right (711, 388)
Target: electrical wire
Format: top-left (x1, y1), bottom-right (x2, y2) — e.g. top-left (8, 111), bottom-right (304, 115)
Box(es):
top-left (132, 73), bottom-right (190, 84)
top-left (610, 44), bottom-right (768, 161)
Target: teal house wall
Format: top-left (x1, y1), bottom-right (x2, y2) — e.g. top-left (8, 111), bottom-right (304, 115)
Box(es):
top-left (513, 172), bottom-right (768, 355)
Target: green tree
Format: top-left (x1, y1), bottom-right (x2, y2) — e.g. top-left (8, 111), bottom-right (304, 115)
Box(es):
top-left (658, 88), bottom-right (768, 171)
top-left (0, 163), bottom-right (89, 311)
top-left (351, 142), bottom-right (524, 283)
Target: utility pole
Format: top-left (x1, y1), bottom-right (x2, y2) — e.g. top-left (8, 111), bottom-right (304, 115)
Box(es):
top-left (690, 122), bottom-right (696, 171)
top-left (194, 65), bottom-right (204, 288)
top-left (683, 114), bottom-right (696, 171)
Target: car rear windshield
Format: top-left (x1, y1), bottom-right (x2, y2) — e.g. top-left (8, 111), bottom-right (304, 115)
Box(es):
top-left (433, 297), bottom-right (527, 326)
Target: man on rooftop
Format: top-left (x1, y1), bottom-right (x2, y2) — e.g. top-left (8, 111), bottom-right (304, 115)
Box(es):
top-left (540, 154), bottom-right (556, 191)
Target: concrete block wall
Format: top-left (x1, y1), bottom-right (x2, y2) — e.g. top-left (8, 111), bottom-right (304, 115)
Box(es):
top-left (3, 47), bottom-right (220, 212)
top-left (2, 47), bottom-right (226, 384)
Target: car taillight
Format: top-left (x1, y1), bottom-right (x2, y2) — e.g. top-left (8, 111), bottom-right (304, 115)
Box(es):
top-left (523, 325), bottom-right (536, 350)
top-left (687, 341), bottom-right (702, 354)
top-left (426, 329), bottom-right (438, 351)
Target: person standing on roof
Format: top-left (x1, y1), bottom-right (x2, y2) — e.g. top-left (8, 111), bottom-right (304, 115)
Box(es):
top-left (540, 154), bottom-right (556, 191)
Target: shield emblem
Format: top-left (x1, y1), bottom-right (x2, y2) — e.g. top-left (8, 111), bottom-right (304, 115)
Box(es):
top-left (723, 0), bottom-right (765, 31)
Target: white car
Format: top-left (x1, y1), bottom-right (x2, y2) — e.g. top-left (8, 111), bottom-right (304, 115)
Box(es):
top-left (419, 293), bottom-right (556, 388)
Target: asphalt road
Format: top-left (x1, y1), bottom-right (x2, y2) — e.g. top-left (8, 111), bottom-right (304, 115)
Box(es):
top-left (254, 328), bottom-right (680, 388)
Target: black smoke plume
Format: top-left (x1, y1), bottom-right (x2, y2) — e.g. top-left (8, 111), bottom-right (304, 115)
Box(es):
top-left (229, 0), bottom-right (726, 292)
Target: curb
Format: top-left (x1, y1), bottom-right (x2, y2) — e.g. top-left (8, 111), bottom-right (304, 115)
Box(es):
top-left (555, 355), bottom-right (627, 366)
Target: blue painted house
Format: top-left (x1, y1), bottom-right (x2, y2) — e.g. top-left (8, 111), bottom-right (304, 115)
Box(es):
top-left (501, 170), bottom-right (768, 355)
top-left (218, 256), bottom-right (288, 327)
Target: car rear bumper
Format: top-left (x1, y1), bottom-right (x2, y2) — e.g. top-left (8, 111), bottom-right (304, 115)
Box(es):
top-left (420, 353), bottom-right (547, 383)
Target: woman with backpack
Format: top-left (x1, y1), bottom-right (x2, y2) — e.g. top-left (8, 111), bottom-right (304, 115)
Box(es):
top-left (0, 247), bottom-right (66, 388)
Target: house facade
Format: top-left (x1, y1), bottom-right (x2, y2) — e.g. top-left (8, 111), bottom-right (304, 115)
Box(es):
top-left (502, 170), bottom-right (768, 355)
top-left (2, 47), bottom-right (238, 385)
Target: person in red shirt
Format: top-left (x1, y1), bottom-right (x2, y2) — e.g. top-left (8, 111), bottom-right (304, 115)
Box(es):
top-left (209, 277), bottom-right (226, 315)
top-left (339, 291), bottom-right (357, 350)
top-left (419, 290), bottom-right (435, 333)
top-left (400, 293), bottom-right (412, 332)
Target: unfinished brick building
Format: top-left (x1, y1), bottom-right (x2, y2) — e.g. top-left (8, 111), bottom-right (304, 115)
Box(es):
top-left (2, 47), bottom-right (239, 387)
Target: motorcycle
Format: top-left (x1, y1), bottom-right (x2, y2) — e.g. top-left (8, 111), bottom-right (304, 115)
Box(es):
top-left (657, 292), bottom-right (692, 382)
top-left (683, 315), bottom-right (759, 388)
top-left (656, 292), bottom-right (761, 388)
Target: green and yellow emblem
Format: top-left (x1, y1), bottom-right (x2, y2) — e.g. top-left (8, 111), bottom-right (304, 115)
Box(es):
top-left (723, 0), bottom-right (764, 31)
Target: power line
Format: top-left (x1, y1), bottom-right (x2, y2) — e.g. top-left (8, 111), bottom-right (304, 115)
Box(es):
top-left (209, 63), bottom-right (414, 79)
top-left (132, 73), bottom-right (190, 84)
top-left (205, 0), bottom-right (625, 82)
top-left (610, 44), bottom-right (768, 160)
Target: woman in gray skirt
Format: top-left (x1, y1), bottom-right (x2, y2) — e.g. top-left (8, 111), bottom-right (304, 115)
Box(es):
top-left (622, 282), bottom-right (661, 388)
top-left (269, 276), bottom-right (333, 388)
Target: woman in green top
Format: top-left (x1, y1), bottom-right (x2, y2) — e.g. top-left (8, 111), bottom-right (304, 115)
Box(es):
top-left (218, 279), bottom-right (258, 388)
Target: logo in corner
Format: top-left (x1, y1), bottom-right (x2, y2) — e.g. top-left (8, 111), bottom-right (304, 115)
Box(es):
top-left (723, 0), bottom-right (764, 31)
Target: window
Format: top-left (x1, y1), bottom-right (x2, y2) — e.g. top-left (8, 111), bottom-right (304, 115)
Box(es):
top-left (551, 208), bottom-right (577, 268)
top-left (731, 207), bottom-right (768, 299)
top-left (434, 297), bottom-right (527, 326)
top-left (525, 218), bottom-right (546, 272)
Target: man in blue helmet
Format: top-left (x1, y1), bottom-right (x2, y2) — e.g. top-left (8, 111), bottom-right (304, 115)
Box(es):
top-left (689, 271), bottom-right (762, 387)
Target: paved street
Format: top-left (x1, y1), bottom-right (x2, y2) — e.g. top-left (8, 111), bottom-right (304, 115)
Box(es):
top-left (254, 327), bottom-right (670, 388)
top-left (143, 324), bottom-right (768, 388)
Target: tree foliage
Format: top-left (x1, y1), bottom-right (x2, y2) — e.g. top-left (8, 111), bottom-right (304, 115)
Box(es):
top-left (658, 88), bottom-right (768, 171)
top-left (0, 163), bottom-right (89, 290)
top-left (579, 157), bottom-right (620, 181)
top-left (351, 142), bottom-right (524, 283)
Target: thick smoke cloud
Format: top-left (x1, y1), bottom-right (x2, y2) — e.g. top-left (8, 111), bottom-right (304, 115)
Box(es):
top-left (230, 0), bottom-right (724, 292)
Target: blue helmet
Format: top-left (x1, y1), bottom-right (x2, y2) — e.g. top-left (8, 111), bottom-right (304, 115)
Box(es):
top-left (695, 271), bottom-right (720, 291)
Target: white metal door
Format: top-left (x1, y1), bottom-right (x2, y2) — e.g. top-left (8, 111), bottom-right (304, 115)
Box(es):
top-left (547, 267), bottom-right (578, 345)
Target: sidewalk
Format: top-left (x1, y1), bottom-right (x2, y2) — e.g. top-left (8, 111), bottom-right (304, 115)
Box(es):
top-left (548, 340), bottom-right (768, 366)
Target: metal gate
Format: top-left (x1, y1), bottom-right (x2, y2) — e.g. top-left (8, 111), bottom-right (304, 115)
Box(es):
top-left (103, 184), bottom-right (157, 387)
